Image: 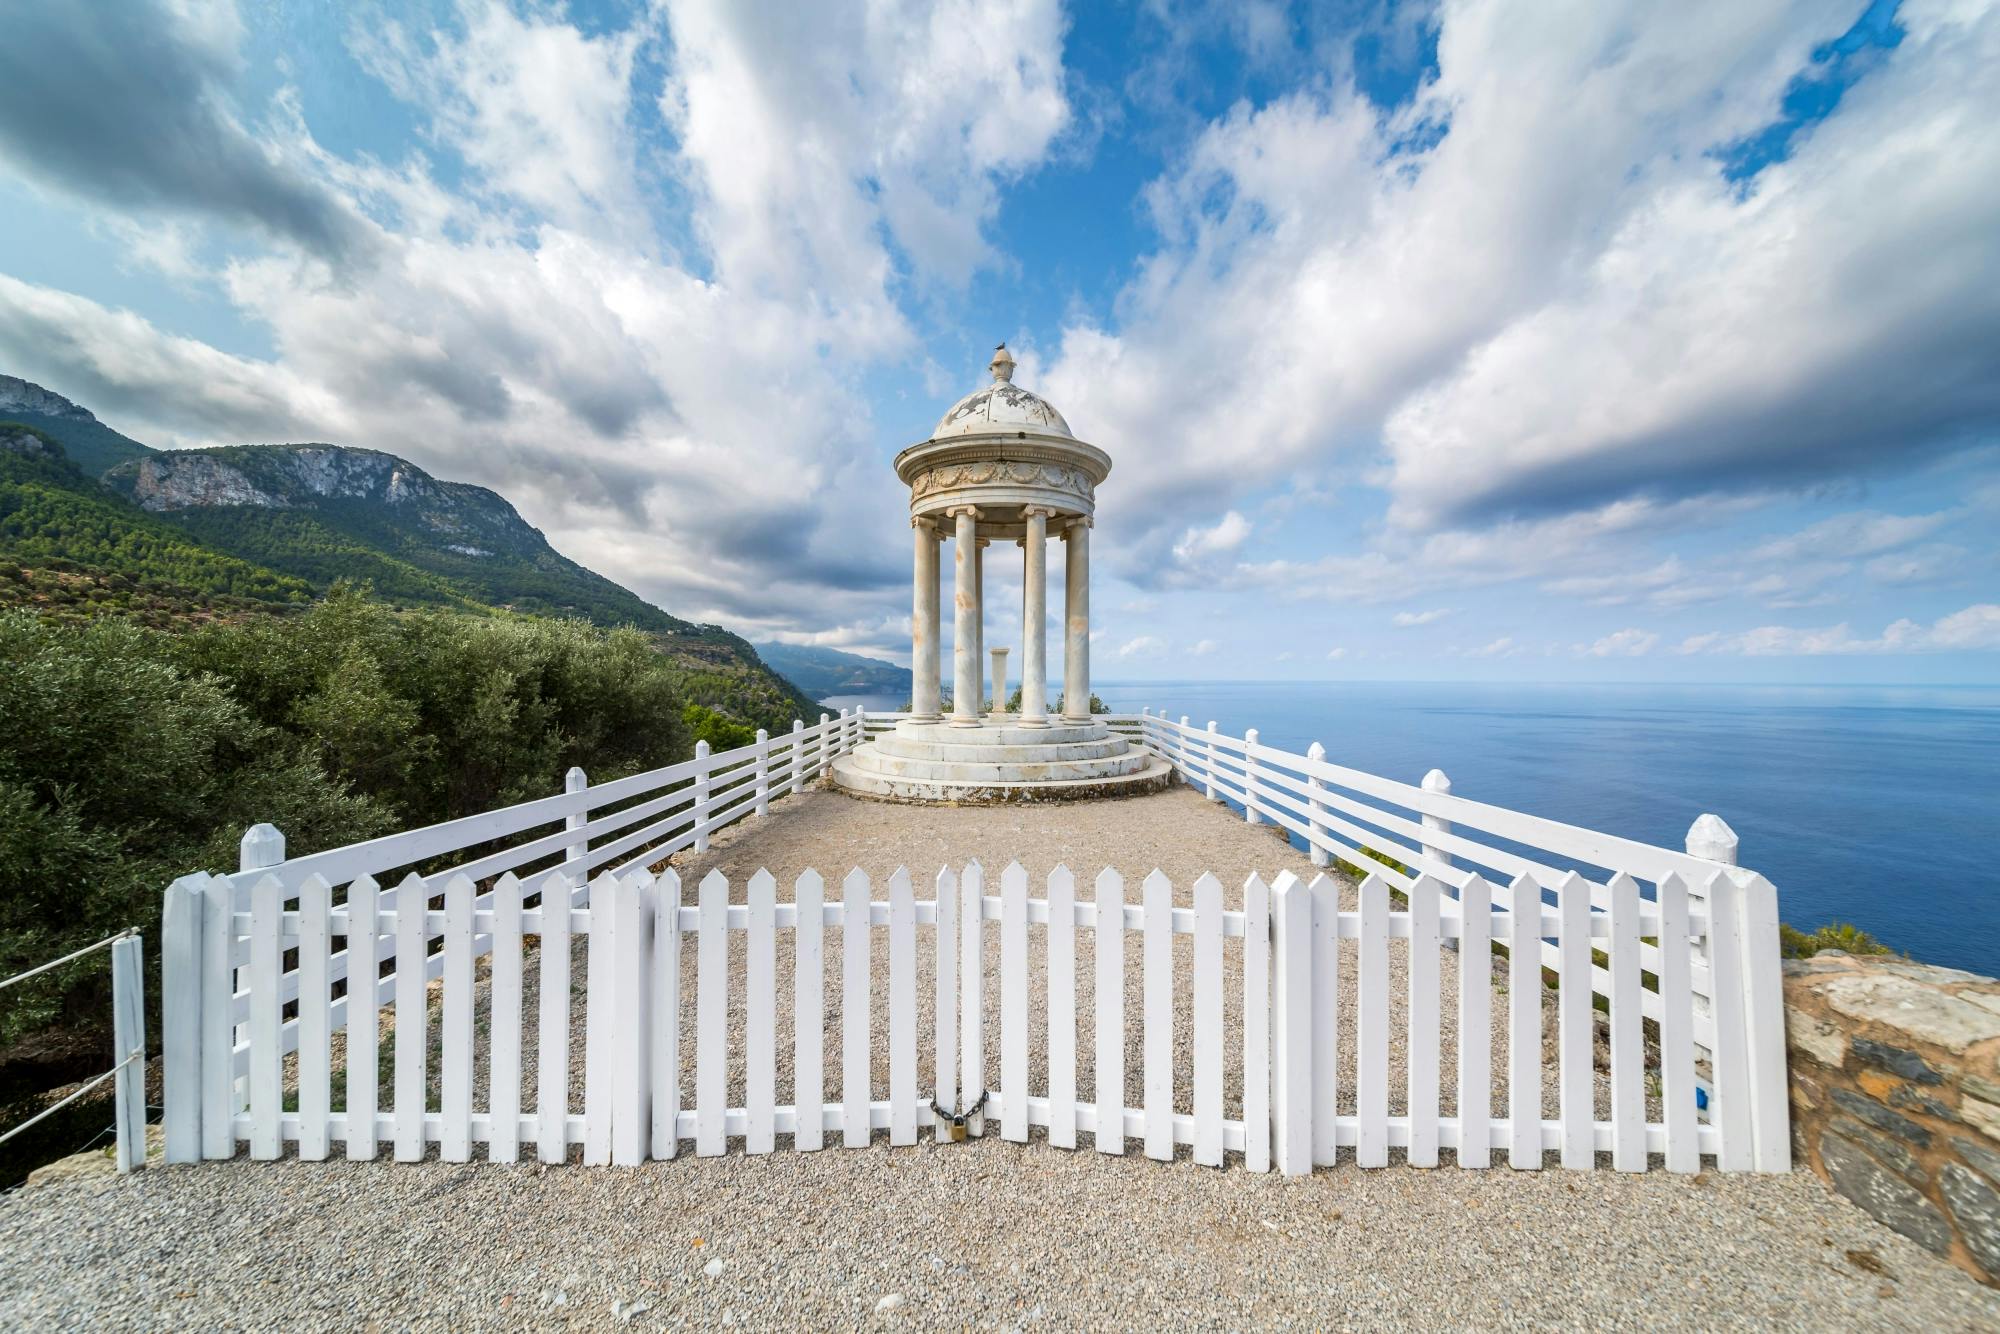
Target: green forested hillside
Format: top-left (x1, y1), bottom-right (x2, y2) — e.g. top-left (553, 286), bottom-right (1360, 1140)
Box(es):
top-left (96, 443), bottom-right (819, 724)
top-left (0, 424), bottom-right (311, 622)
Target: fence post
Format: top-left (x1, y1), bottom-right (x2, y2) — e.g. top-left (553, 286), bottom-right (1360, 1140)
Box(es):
top-left (162, 875), bottom-right (206, 1164)
top-left (565, 767), bottom-right (589, 895)
top-left (1205, 721), bottom-right (1220, 800)
top-left (233, 824), bottom-right (283, 1106)
top-left (1735, 871), bottom-right (1791, 1172)
top-left (1176, 715), bottom-right (1190, 774)
top-left (1269, 873), bottom-right (1312, 1176)
top-left (1243, 728), bottom-right (1261, 824)
top-left (111, 932), bottom-right (147, 1173)
top-left (754, 729), bottom-right (770, 817)
top-left (819, 713), bottom-right (832, 779)
top-left (1306, 743), bottom-right (1330, 868)
top-left (1423, 769), bottom-right (1456, 951)
top-left (1685, 813), bottom-right (1733, 1031)
top-left (693, 740), bottom-right (711, 853)
top-left (791, 719), bottom-right (806, 795)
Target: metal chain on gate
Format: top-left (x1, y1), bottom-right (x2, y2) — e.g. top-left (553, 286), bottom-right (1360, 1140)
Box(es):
top-left (929, 1089), bottom-right (987, 1142)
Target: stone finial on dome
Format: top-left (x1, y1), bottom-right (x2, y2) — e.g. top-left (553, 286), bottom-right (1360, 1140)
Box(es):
top-left (989, 343), bottom-right (1016, 383)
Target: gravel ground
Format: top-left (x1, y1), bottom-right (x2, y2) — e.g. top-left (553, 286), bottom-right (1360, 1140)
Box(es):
top-left (5, 1137), bottom-right (1998, 1329)
top-left (3, 784), bottom-right (1996, 1328)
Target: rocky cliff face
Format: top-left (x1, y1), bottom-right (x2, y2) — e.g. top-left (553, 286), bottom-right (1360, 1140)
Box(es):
top-left (108, 446), bottom-right (535, 556)
top-left (121, 452), bottom-right (289, 510)
top-left (0, 375), bottom-right (97, 422)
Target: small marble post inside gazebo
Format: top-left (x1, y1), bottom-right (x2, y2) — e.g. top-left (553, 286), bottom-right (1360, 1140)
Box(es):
top-left (832, 345), bottom-right (1171, 803)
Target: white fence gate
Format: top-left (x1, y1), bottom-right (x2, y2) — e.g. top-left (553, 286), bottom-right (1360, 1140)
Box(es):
top-left (160, 857), bottom-right (1787, 1174)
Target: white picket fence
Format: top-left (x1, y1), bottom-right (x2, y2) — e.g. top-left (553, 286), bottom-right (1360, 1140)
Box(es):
top-left (157, 707), bottom-right (1788, 1174)
top-left (160, 858), bottom-right (1782, 1172)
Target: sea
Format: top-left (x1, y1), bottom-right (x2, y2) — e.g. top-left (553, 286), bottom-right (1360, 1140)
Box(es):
top-left (822, 681), bottom-right (2000, 975)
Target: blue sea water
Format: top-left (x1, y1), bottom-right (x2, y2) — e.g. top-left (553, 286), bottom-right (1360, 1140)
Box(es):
top-left (826, 681), bottom-right (1999, 972)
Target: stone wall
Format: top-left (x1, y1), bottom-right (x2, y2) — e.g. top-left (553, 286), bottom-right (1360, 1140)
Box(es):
top-left (1785, 952), bottom-right (2000, 1286)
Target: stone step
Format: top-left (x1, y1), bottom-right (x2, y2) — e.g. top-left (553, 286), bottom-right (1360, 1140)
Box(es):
top-left (886, 718), bottom-right (1111, 747)
top-left (844, 745), bottom-right (1155, 784)
top-left (830, 754), bottom-right (1176, 805)
top-left (872, 734), bottom-right (1132, 763)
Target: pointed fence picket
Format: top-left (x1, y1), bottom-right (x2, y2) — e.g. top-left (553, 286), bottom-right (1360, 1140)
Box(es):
top-left (163, 855), bottom-right (1782, 1177)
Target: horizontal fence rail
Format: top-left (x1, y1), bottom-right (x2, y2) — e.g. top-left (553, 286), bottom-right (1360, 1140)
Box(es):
top-left (162, 861), bottom-right (1786, 1174)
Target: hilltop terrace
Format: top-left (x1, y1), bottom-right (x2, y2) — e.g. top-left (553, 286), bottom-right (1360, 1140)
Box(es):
top-left (4, 707), bottom-right (1999, 1326)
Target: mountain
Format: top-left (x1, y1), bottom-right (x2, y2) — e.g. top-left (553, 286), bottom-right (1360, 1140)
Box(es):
top-left (0, 423), bottom-right (310, 623)
top-left (756, 640), bottom-right (911, 699)
top-left (1, 382), bottom-right (819, 730)
top-left (104, 444), bottom-right (688, 628)
top-left (0, 376), bottom-right (153, 476)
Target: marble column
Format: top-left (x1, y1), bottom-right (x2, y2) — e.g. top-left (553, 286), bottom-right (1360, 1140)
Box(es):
top-left (973, 538), bottom-right (986, 708)
top-left (910, 516), bottom-right (941, 721)
top-left (1018, 507), bottom-right (1050, 727)
top-left (950, 506), bottom-right (981, 727)
top-left (1062, 518), bottom-right (1091, 720)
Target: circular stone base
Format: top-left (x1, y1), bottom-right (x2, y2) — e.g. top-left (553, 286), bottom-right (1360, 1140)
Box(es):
top-left (830, 715), bottom-right (1173, 803)
top-left (829, 753), bottom-right (1175, 804)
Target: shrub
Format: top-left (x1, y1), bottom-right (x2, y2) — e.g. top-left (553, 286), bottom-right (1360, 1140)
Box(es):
top-left (1779, 921), bottom-right (1892, 959)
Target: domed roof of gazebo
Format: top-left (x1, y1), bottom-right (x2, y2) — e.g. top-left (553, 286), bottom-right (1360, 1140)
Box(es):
top-left (932, 344), bottom-right (1072, 439)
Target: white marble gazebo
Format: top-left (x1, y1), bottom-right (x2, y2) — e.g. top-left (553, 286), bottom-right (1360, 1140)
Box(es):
top-left (832, 345), bottom-right (1171, 802)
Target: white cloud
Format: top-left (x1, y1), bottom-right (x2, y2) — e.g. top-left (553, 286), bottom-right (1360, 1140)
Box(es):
top-left (1678, 603), bottom-right (2000, 655)
top-left (1863, 544), bottom-right (1965, 586)
top-left (1748, 510), bottom-right (1954, 564)
top-left (1118, 635), bottom-right (1166, 658)
top-left (1170, 509), bottom-right (1252, 564)
top-left (1392, 606), bottom-right (1453, 627)
top-left (1045, 1), bottom-right (2000, 558)
top-left (1325, 646), bottom-right (1347, 660)
top-left (1469, 637), bottom-right (1520, 658)
top-left (0, 0), bottom-right (1075, 640)
top-left (353, 0), bottom-right (650, 234)
top-left (1187, 638), bottom-right (1218, 657)
top-left (1583, 628), bottom-right (1660, 658)
top-left (661, 0), bottom-right (1069, 328)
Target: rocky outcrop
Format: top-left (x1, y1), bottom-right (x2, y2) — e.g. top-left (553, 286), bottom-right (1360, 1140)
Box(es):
top-left (120, 453), bottom-right (290, 510)
top-left (0, 375), bottom-right (96, 422)
top-left (111, 445), bottom-right (462, 514)
top-left (1787, 952), bottom-right (2000, 1286)
top-left (0, 425), bottom-right (62, 461)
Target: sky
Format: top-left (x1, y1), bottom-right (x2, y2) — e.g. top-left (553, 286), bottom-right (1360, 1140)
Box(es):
top-left (0, 0), bottom-right (1997, 684)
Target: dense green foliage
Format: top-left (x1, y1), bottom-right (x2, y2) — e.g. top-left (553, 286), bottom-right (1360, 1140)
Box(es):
top-left (0, 588), bottom-right (698, 1046)
top-left (682, 703), bottom-right (758, 751)
top-left (0, 612), bottom-right (389, 1041)
top-left (148, 506), bottom-right (474, 610)
top-left (179, 585), bottom-right (694, 828)
top-left (0, 425), bottom-right (310, 619)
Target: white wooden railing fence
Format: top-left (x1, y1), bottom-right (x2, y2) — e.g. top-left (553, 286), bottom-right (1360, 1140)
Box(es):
top-left (158, 707), bottom-right (1788, 1175)
top-left (157, 710), bottom-right (867, 1130)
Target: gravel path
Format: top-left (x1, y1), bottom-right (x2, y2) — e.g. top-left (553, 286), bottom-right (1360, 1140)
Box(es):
top-left (3, 784), bottom-right (1996, 1328)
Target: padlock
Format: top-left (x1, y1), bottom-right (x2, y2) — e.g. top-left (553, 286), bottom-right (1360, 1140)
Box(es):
top-left (948, 1118), bottom-right (968, 1143)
